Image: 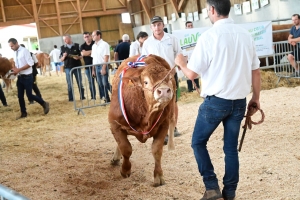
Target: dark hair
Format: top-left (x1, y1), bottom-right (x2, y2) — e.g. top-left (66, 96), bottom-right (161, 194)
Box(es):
top-left (207, 0), bottom-right (231, 17)
top-left (118, 39), bottom-right (123, 44)
top-left (95, 30), bottom-right (102, 37)
top-left (185, 21), bottom-right (193, 27)
top-left (8, 38), bottom-right (18, 44)
top-left (54, 45), bottom-right (57, 48)
top-left (292, 14), bottom-right (300, 19)
top-left (83, 31), bottom-right (90, 35)
top-left (136, 31), bottom-right (148, 40)
top-left (20, 44), bottom-right (25, 47)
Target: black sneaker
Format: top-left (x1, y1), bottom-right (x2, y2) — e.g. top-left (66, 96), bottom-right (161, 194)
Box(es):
top-left (164, 135), bottom-right (168, 145)
top-left (3, 104), bottom-right (8, 107)
top-left (29, 101), bottom-right (34, 105)
top-left (16, 112), bottom-right (27, 120)
top-left (43, 102), bottom-right (50, 114)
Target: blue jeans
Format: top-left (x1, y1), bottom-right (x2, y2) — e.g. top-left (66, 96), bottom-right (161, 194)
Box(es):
top-left (85, 68), bottom-right (96, 99)
top-left (95, 65), bottom-right (110, 101)
top-left (17, 75), bottom-right (45, 113)
top-left (65, 68), bottom-right (85, 101)
top-left (192, 95), bottom-right (246, 198)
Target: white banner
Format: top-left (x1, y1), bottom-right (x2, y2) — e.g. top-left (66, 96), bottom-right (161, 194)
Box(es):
top-left (172, 21), bottom-right (273, 57)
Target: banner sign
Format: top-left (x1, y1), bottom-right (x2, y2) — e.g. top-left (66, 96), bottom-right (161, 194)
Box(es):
top-left (172, 21), bottom-right (273, 57)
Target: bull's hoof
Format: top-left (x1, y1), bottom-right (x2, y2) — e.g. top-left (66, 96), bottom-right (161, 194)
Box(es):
top-left (120, 170), bottom-right (131, 178)
top-left (153, 176), bottom-right (165, 187)
top-left (110, 159), bottom-right (120, 166)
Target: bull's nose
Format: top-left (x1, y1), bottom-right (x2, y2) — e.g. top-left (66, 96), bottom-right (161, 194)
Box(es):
top-left (155, 88), bottom-right (171, 97)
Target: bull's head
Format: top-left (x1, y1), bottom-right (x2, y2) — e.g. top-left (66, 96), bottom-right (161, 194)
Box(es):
top-left (122, 63), bottom-right (174, 108)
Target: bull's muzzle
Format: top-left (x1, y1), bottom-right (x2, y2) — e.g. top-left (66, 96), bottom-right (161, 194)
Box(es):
top-left (154, 86), bottom-right (173, 102)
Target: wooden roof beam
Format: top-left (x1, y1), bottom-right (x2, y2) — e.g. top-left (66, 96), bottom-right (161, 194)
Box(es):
top-left (118, 0), bottom-right (125, 7)
top-left (81, 8), bottom-right (128, 17)
top-left (139, 0), bottom-right (152, 21)
top-left (54, 0), bottom-right (62, 35)
top-left (31, 0), bottom-right (41, 39)
top-left (102, 0), bottom-right (106, 12)
top-left (76, 0), bottom-right (83, 33)
top-left (37, 0), bottom-right (44, 15)
top-left (169, 0), bottom-right (179, 18)
top-left (0, 0), bottom-right (6, 22)
top-left (82, 0), bottom-right (91, 11)
top-left (16, 0), bottom-right (33, 17)
top-left (64, 16), bottom-right (79, 34)
top-left (40, 18), bottom-right (60, 35)
top-left (178, 0), bottom-right (186, 11)
top-left (0, 18), bottom-right (34, 27)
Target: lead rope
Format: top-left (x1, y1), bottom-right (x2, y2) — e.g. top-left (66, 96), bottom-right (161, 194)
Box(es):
top-left (238, 103), bottom-right (265, 152)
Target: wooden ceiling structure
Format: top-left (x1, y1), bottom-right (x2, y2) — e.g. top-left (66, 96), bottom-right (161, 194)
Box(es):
top-left (128, 0), bottom-right (248, 27)
top-left (0, 0), bottom-right (248, 39)
top-left (0, 0), bottom-right (128, 39)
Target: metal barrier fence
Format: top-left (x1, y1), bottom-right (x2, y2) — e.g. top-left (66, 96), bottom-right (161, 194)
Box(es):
top-left (273, 41), bottom-right (300, 85)
top-left (0, 184), bottom-right (29, 200)
top-left (69, 60), bottom-right (122, 115)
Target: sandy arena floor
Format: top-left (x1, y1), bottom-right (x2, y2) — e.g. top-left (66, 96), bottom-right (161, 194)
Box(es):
top-left (0, 71), bottom-right (300, 200)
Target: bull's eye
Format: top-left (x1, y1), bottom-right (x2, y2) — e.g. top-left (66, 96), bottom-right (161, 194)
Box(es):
top-left (144, 81), bottom-right (148, 85)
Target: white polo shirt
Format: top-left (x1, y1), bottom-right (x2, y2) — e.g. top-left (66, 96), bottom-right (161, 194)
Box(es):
top-left (129, 40), bottom-right (142, 57)
top-left (188, 18), bottom-right (260, 100)
top-left (142, 32), bottom-right (182, 68)
top-left (49, 48), bottom-right (61, 62)
top-left (13, 46), bottom-right (34, 75)
top-left (91, 39), bottom-right (110, 65)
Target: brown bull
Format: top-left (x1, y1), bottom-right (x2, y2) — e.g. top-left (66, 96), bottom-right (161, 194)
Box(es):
top-left (36, 53), bottom-right (51, 76)
top-left (109, 54), bottom-right (176, 186)
top-left (0, 57), bottom-right (14, 92)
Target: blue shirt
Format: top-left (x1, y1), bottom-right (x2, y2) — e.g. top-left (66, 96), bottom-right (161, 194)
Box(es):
top-left (290, 26), bottom-right (300, 48)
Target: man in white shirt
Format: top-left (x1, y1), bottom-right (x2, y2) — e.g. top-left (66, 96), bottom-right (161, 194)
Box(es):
top-left (48, 45), bottom-right (62, 76)
top-left (129, 31), bottom-right (148, 57)
top-left (175, 1), bottom-right (261, 199)
top-left (91, 30), bottom-right (111, 103)
top-left (142, 15), bottom-right (182, 143)
top-left (8, 38), bottom-right (50, 119)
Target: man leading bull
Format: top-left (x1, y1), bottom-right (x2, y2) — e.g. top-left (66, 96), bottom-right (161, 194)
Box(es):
top-left (175, 0), bottom-right (261, 199)
top-left (8, 38), bottom-right (50, 119)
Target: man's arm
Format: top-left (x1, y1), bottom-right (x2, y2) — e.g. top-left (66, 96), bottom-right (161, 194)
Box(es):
top-left (101, 55), bottom-right (109, 75)
top-left (248, 69), bottom-right (261, 109)
top-left (81, 50), bottom-right (91, 56)
top-left (175, 54), bottom-right (199, 80)
top-left (114, 52), bottom-right (119, 61)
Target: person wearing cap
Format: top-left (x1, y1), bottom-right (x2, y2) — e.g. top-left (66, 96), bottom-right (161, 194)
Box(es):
top-left (114, 34), bottom-right (131, 64)
top-left (142, 15), bottom-right (182, 144)
top-left (129, 31), bottom-right (148, 57)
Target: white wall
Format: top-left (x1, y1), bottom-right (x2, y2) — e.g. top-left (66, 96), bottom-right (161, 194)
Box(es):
top-left (133, 0), bottom-right (299, 39)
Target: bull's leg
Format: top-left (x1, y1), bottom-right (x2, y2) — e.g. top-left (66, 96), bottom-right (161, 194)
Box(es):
top-left (152, 135), bottom-right (166, 187)
top-left (112, 133), bottom-right (132, 178)
top-left (168, 120), bottom-right (175, 151)
top-left (111, 145), bottom-right (122, 165)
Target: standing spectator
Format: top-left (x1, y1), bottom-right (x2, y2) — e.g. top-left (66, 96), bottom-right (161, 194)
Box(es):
top-left (91, 30), bottom-right (111, 103)
top-left (8, 38), bottom-right (49, 119)
top-left (142, 15), bottom-right (182, 143)
top-left (175, 0), bottom-right (261, 199)
top-left (185, 21), bottom-right (200, 92)
top-left (114, 34), bottom-right (131, 67)
top-left (60, 34), bottom-right (85, 102)
top-left (48, 45), bottom-right (62, 76)
top-left (129, 31), bottom-right (148, 57)
top-left (287, 14), bottom-right (300, 77)
top-left (20, 44), bottom-right (42, 105)
top-left (80, 31), bottom-right (96, 100)
top-left (0, 85), bottom-right (8, 107)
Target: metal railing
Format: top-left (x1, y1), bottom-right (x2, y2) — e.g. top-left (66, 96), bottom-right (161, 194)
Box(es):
top-left (273, 41), bottom-right (300, 86)
top-left (0, 184), bottom-right (30, 200)
top-left (69, 60), bottom-right (122, 115)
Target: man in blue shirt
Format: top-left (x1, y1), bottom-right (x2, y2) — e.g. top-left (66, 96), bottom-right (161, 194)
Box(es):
top-left (287, 14), bottom-right (300, 77)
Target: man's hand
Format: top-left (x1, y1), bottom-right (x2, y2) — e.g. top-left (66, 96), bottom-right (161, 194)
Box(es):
top-left (63, 52), bottom-right (67, 57)
top-left (175, 54), bottom-right (188, 69)
top-left (101, 65), bottom-right (107, 75)
top-left (12, 67), bottom-right (20, 75)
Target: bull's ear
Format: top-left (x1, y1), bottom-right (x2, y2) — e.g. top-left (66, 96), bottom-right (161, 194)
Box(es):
top-left (122, 77), bottom-right (142, 87)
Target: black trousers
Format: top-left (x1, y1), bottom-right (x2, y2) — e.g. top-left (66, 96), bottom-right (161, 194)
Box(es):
top-left (187, 78), bottom-right (200, 92)
top-left (28, 75), bottom-right (42, 101)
